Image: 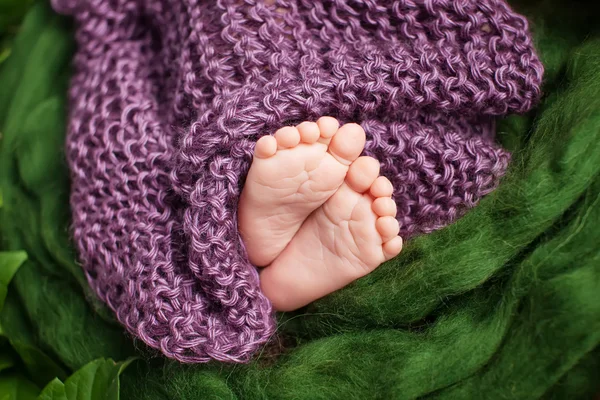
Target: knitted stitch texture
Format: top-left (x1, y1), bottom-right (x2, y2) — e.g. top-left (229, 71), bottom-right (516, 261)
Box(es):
top-left (51, 0), bottom-right (543, 363)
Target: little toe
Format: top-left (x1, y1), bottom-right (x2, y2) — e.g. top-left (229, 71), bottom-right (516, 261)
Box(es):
top-left (370, 176), bottom-right (394, 198)
top-left (316, 116), bottom-right (340, 143)
top-left (328, 123), bottom-right (367, 165)
top-left (376, 216), bottom-right (400, 242)
top-left (275, 126), bottom-right (301, 149)
top-left (383, 236), bottom-right (403, 260)
top-left (345, 156), bottom-right (380, 193)
top-left (254, 135), bottom-right (278, 159)
top-left (372, 197), bottom-right (397, 217)
top-left (297, 121), bottom-right (321, 144)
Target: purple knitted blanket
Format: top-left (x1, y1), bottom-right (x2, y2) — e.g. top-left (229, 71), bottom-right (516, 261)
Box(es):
top-left (51, 0), bottom-right (543, 362)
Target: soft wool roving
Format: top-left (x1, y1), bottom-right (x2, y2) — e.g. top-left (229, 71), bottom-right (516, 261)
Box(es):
top-left (49, 0), bottom-right (542, 363)
top-left (0, 1), bottom-right (599, 398)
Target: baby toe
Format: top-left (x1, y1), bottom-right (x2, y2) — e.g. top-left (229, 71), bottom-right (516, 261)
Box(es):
top-left (297, 121), bottom-right (321, 144)
top-left (274, 126), bottom-right (301, 149)
top-left (370, 176), bottom-right (394, 198)
top-left (254, 135), bottom-right (278, 159)
top-left (372, 197), bottom-right (397, 217)
top-left (376, 216), bottom-right (400, 242)
top-left (327, 123), bottom-right (366, 165)
top-left (345, 156), bottom-right (380, 193)
top-left (316, 116), bottom-right (340, 141)
top-left (383, 236), bottom-right (403, 260)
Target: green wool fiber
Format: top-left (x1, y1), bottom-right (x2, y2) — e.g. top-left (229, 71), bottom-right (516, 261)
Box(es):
top-left (0, 1), bottom-right (599, 399)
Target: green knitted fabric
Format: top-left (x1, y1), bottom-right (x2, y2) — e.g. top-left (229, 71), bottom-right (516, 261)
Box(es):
top-left (0, 1), bottom-right (599, 399)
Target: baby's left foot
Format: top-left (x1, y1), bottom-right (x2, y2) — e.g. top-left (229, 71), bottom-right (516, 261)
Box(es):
top-left (238, 118), bottom-right (366, 267)
top-left (260, 156), bottom-right (403, 311)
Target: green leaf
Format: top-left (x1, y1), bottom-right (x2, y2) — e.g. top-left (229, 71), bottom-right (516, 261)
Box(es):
top-left (0, 46), bottom-right (10, 65)
top-left (37, 379), bottom-right (66, 400)
top-left (1, 7), bottom-right (73, 139)
top-left (0, 251), bottom-right (27, 336)
top-left (0, 0), bottom-right (34, 26)
top-left (38, 358), bottom-right (136, 400)
top-left (0, 251), bottom-right (27, 312)
top-left (11, 342), bottom-right (68, 387)
top-left (0, 373), bottom-right (39, 400)
top-left (0, 3), bottom-right (57, 127)
top-left (0, 352), bottom-right (14, 373)
top-left (0, 293), bottom-right (69, 388)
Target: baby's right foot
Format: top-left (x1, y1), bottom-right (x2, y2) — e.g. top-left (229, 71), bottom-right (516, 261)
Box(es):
top-left (238, 117), bottom-right (366, 267)
top-left (259, 156), bottom-right (403, 311)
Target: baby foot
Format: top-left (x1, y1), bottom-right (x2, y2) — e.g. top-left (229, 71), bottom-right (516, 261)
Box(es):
top-left (238, 117), bottom-right (366, 267)
top-left (260, 156), bottom-right (403, 311)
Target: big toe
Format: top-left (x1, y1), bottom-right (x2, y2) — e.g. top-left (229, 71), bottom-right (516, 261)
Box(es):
top-left (328, 123), bottom-right (366, 165)
top-left (346, 156), bottom-right (380, 193)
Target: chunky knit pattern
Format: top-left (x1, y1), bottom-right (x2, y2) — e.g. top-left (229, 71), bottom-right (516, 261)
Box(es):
top-left (51, 0), bottom-right (543, 363)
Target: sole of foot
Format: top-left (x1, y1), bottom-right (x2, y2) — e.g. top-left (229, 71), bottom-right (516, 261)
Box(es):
top-left (238, 117), bottom-right (366, 267)
top-left (260, 156), bottom-right (403, 311)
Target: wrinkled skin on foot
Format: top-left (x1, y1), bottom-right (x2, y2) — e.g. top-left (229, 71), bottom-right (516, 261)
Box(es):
top-left (238, 117), bottom-right (366, 266)
top-left (239, 117), bottom-right (403, 312)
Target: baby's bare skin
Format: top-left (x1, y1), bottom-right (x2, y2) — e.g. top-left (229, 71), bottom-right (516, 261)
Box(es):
top-left (239, 117), bottom-right (403, 311)
top-left (238, 117), bottom-right (364, 267)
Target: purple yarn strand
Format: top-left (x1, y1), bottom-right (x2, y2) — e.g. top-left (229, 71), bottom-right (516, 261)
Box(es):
top-left (52, 0), bottom-right (543, 363)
